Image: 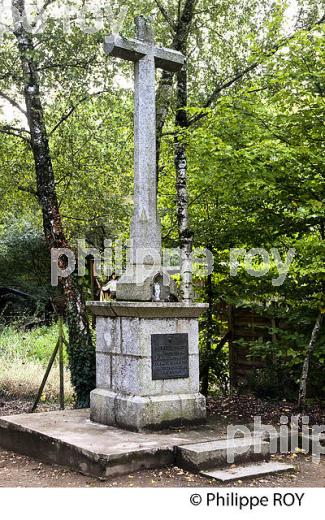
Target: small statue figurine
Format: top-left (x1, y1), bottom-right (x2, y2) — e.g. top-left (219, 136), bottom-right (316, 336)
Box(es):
top-left (153, 281), bottom-right (161, 301)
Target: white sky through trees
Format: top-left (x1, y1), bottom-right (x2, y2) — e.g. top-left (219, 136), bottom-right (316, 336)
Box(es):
top-left (0, 0), bottom-right (300, 124)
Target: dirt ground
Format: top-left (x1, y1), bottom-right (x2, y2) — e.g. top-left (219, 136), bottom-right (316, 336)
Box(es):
top-left (0, 449), bottom-right (324, 488)
top-left (0, 397), bottom-right (324, 488)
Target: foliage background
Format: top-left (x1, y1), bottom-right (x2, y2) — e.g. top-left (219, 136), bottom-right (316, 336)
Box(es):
top-left (0, 0), bottom-right (323, 400)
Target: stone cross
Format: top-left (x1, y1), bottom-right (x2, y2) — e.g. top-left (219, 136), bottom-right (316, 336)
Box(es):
top-left (104, 17), bottom-right (184, 276)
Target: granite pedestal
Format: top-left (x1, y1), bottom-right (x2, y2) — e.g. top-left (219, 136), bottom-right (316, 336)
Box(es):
top-left (87, 302), bottom-right (208, 431)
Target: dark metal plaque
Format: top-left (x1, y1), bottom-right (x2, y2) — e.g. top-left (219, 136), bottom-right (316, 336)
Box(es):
top-left (151, 333), bottom-right (189, 380)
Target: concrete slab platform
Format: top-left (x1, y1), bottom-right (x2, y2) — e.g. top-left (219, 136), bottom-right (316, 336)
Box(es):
top-left (0, 409), bottom-right (227, 478)
top-left (200, 461), bottom-right (295, 482)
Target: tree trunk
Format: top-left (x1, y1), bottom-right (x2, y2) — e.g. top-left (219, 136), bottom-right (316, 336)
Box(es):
top-left (174, 129), bottom-right (193, 301)
top-left (298, 312), bottom-right (323, 410)
top-left (154, 2), bottom-right (197, 301)
top-left (155, 0), bottom-right (196, 180)
top-left (173, 0), bottom-right (197, 302)
top-left (12, 0), bottom-right (95, 407)
top-left (201, 268), bottom-right (213, 396)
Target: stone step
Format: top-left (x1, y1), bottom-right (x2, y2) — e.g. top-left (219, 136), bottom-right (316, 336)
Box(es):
top-left (200, 461), bottom-right (295, 482)
top-left (176, 437), bottom-right (270, 471)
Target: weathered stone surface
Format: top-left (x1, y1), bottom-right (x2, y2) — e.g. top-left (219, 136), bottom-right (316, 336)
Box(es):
top-left (121, 317), bottom-right (140, 355)
top-left (91, 307), bottom-right (207, 428)
top-left (90, 15), bottom-right (206, 427)
top-left (93, 314), bottom-right (202, 398)
top-left (176, 438), bottom-right (270, 470)
top-left (96, 317), bottom-right (121, 354)
top-left (111, 355), bottom-right (145, 394)
top-left (96, 316), bottom-right (199, 359)
top-left (96, 353), bottom-right (111, 389)
top-left (103, 18), bottom-right (185, 300)
top-left (87, 301), bottom-right (208, 318)
top-left (0, 409), bottom-right (296, 481)
top-left (139, 318), bottom-right (199, 356)
top-left (90, 389), bottom-right (206, 431)
top-left (107, 353), bottom-right (199, 396)
top-left (104, 34), bottom-right (185, 72)
top-left (90, 388), bottom-right (116, 424)
top-left (98, 315), bottom-right (200, 355)
top-left (116, 266), bottom-right (180, 302)
top-left (200, 461), bottom-right (295, 482)
top-left (0, 409), bottom-right (229, 478)
top-left (176, 319), bottom-right (199, 346)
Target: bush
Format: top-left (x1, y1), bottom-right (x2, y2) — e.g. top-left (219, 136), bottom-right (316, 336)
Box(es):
top-left (0, 218), bottom-right (54, 306)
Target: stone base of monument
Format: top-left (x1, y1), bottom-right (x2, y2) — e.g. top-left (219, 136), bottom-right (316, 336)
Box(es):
top-left (90, 390), bottom-right (206, 431)
top-left (87, 301), bottom-right (208, 431)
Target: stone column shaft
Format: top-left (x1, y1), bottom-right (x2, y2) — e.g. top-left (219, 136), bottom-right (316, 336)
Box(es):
top-left (131, 52), bottom-right (161, 265)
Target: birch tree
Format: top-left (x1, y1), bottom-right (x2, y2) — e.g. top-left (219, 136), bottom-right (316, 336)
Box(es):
top-left (4, 0), bottom-right (97, 406)
top-left (298, 313), bottom-right (324, 409)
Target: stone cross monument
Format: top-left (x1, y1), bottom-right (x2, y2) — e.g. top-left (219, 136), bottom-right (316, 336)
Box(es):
top-left (104, 16), bottom-right (184, 301)
top-left (88, 17), bottom-right (207, 431)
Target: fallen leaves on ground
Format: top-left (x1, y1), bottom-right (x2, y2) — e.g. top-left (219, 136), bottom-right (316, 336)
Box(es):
top-left (207, 395), bottom-right (324, 426)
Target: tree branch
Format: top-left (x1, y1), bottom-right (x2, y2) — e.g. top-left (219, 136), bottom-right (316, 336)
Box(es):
top-left (61, 214), bottom-right (111, 222)
top-left (203, 61), bottom-right (259, 109)
top-left (49, 90), bottom-right (110, 136)
top-left (187, 60), bottom-right (266, 127)
top-left (0, 90), bottom-right (27, 117)
top-left (18, 185), bottom-right (38, 197)
top-left (162, 130), bottom-right (177, 137)
top-left (189, 12), bottom-right (325, 127)
top-left (154, 0), bottom-right (176, 31)
top-left (0, 125), bottom-right (31, 144)
top-left (49, 105), bottom-right (79, 136)
top-left (36, 55), bottom-right (98, 73)
top-left (228, 103), bottom-right (294, 145)
top-left (34, 0), bottom-right (57, 23)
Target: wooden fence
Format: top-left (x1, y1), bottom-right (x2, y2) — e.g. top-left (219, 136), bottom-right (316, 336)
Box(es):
top-left (227, 306), bottom-right (277, 388)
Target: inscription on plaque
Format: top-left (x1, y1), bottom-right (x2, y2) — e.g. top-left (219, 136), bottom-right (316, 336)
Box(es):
top-left (151, 333), bottom-right (189, 380)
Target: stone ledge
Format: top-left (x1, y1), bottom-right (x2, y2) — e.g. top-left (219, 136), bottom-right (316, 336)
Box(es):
top-left (87, 301), bottom-right (208, 318)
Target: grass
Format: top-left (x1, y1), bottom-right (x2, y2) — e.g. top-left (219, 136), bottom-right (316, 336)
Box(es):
top-left (0, 322), bottom-right (74, 402)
